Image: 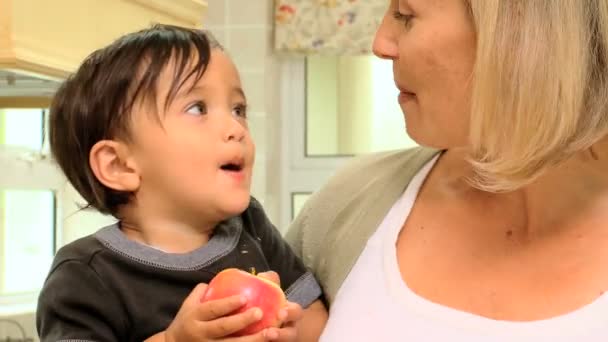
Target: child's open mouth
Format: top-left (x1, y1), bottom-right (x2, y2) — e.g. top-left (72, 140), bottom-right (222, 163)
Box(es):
top-left (220, 160), bottom-right (245, 184)
top-left (220, 159), bottom-right (246, 183)
top-left (220, 163), bottom-right (243, 172)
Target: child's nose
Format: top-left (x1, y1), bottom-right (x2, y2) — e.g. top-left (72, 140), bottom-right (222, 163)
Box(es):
top-left (223, 116), bottom-right (246, 142)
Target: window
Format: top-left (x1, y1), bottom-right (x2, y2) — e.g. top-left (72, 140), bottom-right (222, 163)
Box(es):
top-left (1, 190), bottom-right (56, 294)
top-left (291, 192), bottom-right (312, 220)
top-left (305, 55), bottom-right (414, 156)
top-left (0, 108), bottom-right (63, 314)
top-left (279, 55), bottom-right (418, 228)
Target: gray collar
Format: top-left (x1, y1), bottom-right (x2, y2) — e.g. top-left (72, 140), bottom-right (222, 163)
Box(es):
top-left (94, 217), bottom-right (242, 271)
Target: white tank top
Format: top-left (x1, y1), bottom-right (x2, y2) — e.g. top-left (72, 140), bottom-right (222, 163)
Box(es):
top-left (320, 155), bottom-right (608, 341)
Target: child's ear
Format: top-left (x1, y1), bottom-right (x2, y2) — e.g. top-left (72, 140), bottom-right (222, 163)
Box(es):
top-left (89, 140), bottom-right (140, 192)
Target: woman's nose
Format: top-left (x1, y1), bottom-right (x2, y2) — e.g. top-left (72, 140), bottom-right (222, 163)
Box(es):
top-left (372, 11), bottom-right (399, 60)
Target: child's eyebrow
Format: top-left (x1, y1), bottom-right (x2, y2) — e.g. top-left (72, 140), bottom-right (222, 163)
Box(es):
top-left (173, 85), bottom-right (247, 102)
top-left (233, 87), bottom-right (246, 100)
top-left (179, 85), bottom-right (206, 97)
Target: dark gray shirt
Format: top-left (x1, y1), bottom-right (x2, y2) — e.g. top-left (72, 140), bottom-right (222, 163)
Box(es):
top-left (36, 198), bottom-right (322, 342)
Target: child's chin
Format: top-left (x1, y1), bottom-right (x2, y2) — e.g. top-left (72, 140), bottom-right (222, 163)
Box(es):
top-left (222, 195), bottom-right (251, 215)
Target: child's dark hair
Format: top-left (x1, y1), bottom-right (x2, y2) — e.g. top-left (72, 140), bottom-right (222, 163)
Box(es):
top-left (49, 24), bottom-right (222, 216)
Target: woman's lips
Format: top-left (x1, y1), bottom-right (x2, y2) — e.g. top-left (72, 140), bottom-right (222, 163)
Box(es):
top-left (398, 91), bottom-right (417, 104)
top-left (396, 82), bottom-right (416, 104)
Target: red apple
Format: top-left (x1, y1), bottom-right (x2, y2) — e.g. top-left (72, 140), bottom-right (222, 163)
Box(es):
top-left (201, 268), bottom-right (287, 336)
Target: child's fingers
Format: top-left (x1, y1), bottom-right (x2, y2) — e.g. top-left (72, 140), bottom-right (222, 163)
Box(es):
top-left (278, 302), bottom-right (303, 325)
top-left (179, 282), bottom-right (214, 313)
top-left (183, 283), bottom-right (209, 306)
top-left (198, 294), bottom-right (249, 321)
top-left (222, 330), bottom-right (267, 342)
top-left (204, 307), bottom-right (263, 338)
top-left (263, 302), bottom-right (301, 342)
top-left (263, 326), bottom-right (297, 342)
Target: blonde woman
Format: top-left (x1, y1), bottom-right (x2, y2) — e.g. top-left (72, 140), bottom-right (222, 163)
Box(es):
top-left (287, 0), bottom-right (608, 340)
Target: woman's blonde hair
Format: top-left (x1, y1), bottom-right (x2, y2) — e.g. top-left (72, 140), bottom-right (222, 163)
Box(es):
top-left (466, 0), bottom-right (608, 191)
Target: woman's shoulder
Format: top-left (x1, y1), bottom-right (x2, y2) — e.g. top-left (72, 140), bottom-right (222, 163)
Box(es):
top-left (286, 146), bottom-right (439, 304)
top-left (308, 146), bottom-right (438, 225)
top-left (291, 146), bottom-right (439, 235)
top-left (327, 146), bottom-right (439, 188)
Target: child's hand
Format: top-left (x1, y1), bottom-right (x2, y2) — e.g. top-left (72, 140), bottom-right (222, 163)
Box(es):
top-left (263, 301), bottom-right (304, 342)
top-left (164, 283), bottom-right (268, 342)
top-left (256, 272), bottom-right (305, 342)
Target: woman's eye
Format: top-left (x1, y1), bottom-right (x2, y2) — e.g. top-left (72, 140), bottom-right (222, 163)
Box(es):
top-left (232, 104), bottom-right (248, 118)
top-left (186, 102), bottom-right (207, 116)
top-left (393, 11), bottom-right (414, 27)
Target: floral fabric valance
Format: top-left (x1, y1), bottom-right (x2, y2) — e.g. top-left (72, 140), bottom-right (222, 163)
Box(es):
top-left (274, 0), bottom-right (387, 55)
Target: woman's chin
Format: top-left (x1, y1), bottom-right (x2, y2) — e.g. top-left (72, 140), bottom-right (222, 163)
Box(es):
top-left (406, 127), bottom-right (463, 151)
top-left (405, 128), bottom-right (440, 149)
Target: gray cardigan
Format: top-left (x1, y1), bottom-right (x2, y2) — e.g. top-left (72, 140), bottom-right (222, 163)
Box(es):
top-left (285, 147), bottom-right (440, 306)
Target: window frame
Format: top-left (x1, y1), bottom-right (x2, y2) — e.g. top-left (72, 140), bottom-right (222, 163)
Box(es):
top-left (278, 57), bottom-right (352, 230)
top-left (278, 55), bottom-right (416, 229)
top-left (284, 57), bottom-right (353, 171)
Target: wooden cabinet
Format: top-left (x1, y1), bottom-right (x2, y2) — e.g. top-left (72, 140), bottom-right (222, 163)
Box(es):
top-left (0, 0), bottom-right (208, 80)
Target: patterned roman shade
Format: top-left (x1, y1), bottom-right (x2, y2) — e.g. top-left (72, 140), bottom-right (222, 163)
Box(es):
top-left (274, 0), bottom-right (386, 55)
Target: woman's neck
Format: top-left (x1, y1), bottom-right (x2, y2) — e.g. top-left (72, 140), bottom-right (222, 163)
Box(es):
top-left (435, 141), bottom-right (608, 238)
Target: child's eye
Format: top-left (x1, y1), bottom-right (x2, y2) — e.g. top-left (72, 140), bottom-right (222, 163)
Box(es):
top-left (232, 104), bottom-right (248, 118)
top-left (393, 11), bottom-right (414, 28)
top-left (186, 101), bottom-right (207, 116)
